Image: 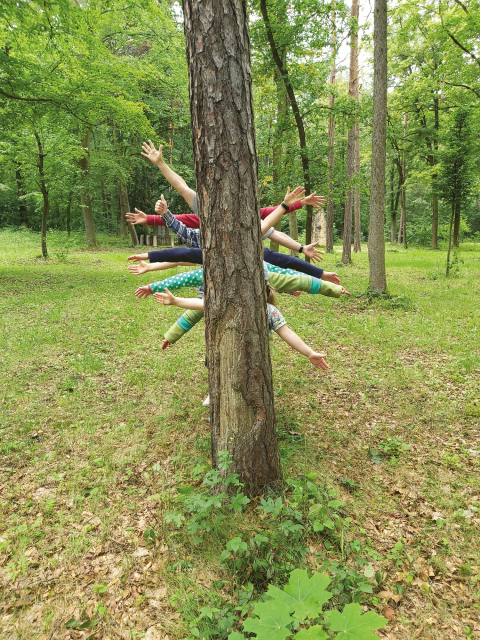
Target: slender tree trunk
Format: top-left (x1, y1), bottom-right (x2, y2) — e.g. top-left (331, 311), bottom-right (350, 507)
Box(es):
top-left (288, 210), bottom-right (299, 255)
top-left (368, 0), bottom-right (388, 292)
top-left (401, 113), bottom-right (407, 248)
top-left (80, 131), bottom-right (97, 247)
top-left (260, 0), bottom-right (313, 248)
top-left (119, 182), bottom-right (138, 246)
top-left (431, 193), bottom-right (439, 248)
top-left (270, 68), bottom-right (287, 253)
top-left (183, 0), bottom-right (279, 492)
top-left (326, 5), bottom-right (336, 254)
top-left (431, 96), bottom-right (440, 249)
top-left (342, 0), bottom-right (360, 263)
top-left (453, 197), bottom-right (461, 246)
top-left (354, 121), bottom-right (362, 251)
top-left (15, 163), bottom-right (28, 227)
top-left (446, 201), bottom-right (455, 276)
top-left (101, 181), bottom-right (109, 219)
top-left (34, 131), bottom-right (49, 258)
top-left (66, 191), bottom-right (72, 236)
top-left (389, 165), bottom-right (396, 243)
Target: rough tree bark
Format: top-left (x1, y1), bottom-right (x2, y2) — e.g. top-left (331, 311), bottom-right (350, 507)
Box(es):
top-left (453, 197), bottom-right (461, 247)
top-left (34, 131), bottom-right (49, 258)
top-left (260, 0), bottom-right (313, 248)
top-left (368, 0), bottom-right (388, 292)
top-left (326, 6), bottom-right (336, 254)
top-left (183, 0), bottom-right (280, 492)
top-left (80, 130), bottom-right (97, 247)
top-left (342, 0), bottom-right (360, 264)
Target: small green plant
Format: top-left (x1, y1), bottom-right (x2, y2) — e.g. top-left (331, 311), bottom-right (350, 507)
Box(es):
top-left (228, 569), bottom-right (387, 640)
top-left (376, 437), bottom-right (409, 463)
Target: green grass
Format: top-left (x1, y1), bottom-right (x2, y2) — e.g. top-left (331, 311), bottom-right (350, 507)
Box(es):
top-left (0, 228), bottom-right (479, 639)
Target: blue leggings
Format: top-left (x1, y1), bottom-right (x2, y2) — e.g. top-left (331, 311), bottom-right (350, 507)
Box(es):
top-left (148, 247), bottom-right (324, 278)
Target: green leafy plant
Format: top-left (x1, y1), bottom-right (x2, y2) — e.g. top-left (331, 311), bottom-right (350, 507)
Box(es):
top-left (227, 570), bottom-right (387, 640)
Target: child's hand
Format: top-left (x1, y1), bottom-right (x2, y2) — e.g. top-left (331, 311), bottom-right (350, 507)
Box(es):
top-left (303, 241), bottom-right (324, 262)
top-left (309, 352), bottom-right (328, 370)
top-left (283, 186), bottom-right (306, 206)
top-left (154, 194), bottom-right (168, 215)
top-left (340, 287), bottom-right (351, 296)
top-left (141, 140), bottom-right (164, 165)
top-left (128, 260), bottom-right (150, 275)
top-left (290, 290), bottom-right (302, 297)
top-left (135, 285), bottom-right (152, 299)
top-left (300, 192), bottom-right (326, 208)
top-left (322, 271), bottom-right (341, 285)
top-left (127, 253), bottom-right (149, 262)
top-left (126, 208), bottom-right (147, 225)
top-left (154, 289), bottom-right (175, 306)
top-left (162, 339), bottom-right (171, 350)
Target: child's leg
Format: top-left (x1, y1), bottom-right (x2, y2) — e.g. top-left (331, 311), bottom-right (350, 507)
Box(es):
top-left (148, 247), bottom-right (203, 264)
top-left (263, 247), bottom-right (324, 278)
top-left (149, 268), bottom-right (204, 294)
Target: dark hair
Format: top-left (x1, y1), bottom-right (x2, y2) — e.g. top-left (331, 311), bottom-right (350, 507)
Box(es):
top-left (266, 283), bottom-right (276, 305)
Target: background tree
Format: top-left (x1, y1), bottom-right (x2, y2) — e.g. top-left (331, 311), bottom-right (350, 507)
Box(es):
top-left (368, 0), bottom-right (388, 292)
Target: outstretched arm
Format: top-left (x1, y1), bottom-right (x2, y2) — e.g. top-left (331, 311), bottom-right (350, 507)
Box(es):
top-left (268, 232), bottom-right (324, 263)
top-left (261, 186), bottom-right (305, 235)
top-left (141, 141), bottom-right (195, 208)
top-left (275, 325), bottom-right (328, 370)
top-left (128, 260), bottom-right (195, 275)
top-left (154, 288), bottom-right (204, 311)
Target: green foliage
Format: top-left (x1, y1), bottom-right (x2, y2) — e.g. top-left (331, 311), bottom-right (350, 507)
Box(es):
top-left (229, 570), bottom-right (386, 640)
top-left (325, 603), bottom-right (388, 639)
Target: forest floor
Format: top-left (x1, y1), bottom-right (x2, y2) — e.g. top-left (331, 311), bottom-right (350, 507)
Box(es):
top-left (1, 228), bottom-right (479, 640)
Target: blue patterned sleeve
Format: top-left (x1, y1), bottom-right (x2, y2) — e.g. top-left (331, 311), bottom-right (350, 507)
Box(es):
top-left (162, 210), bottom-right (202, 248)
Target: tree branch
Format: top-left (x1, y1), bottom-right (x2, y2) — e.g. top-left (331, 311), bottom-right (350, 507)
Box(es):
top-left (443, 80), bottom-right (480, 98)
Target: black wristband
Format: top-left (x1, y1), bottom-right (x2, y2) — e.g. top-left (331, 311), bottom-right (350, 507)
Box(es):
top-left (298, 245), bottom-right (304, 254)
top-left (280, 201), bottom-right (289, 210)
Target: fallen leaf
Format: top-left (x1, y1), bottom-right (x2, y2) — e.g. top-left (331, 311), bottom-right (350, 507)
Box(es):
top-left (384, 607), bottom-right (396, 620)
top-left (131, 548), bottom-right (150, 558)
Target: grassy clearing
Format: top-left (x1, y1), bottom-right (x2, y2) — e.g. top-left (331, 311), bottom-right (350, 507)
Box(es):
top-left (0, 229), bottom-right (479, 640)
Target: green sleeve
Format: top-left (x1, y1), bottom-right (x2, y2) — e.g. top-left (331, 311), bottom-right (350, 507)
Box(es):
top-left (164, 309), bottom-right (205, 344)
top-left (319, 280), bottom-right (342, 298)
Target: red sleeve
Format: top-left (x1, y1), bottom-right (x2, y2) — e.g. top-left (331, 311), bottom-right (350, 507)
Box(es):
top-left (145, 214), bottom-right (201, 228)
top-left (260, 200), bottom-right (303, 220)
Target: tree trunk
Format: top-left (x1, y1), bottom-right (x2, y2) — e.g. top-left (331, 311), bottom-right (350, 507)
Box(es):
top-left (326, 5), bottom-right (336, 254)
top-left (453, 197), bottom-right (461, 246)
top-left (260, 0), bottom-right (313, 248)
top-left (389, 165), bottom-right (396, 243)
top-left (34, 131), bottom-right (49, 258)
top-left (431, 96), bottom-right (440, 249)
top-left (431, 193), bottom-right (439, 249)
top-left (101, 181), bottom-right (109, 219)
top-left (446, 201), bottom-right (455, 276)
top-left (342, 0), bottom-right (360, 264)
top-left (80, 131), bottom-right (97, 247)
top-left (183, 0), bottom-right (279, 492)
top-left (368, 0), bottom-right (388, 293)
top-left (288, 210), bottom-right (299, 255)
top-left (270, 67), bottom-right (288, 253)
top-left (119, 182), bottom-right (138, 246)
top-left (66, 191), bottom-right (72, 236)
top-left (353, 121), bottom-right (362, 252)
top-left (15, 163), bottom-right (28, 227)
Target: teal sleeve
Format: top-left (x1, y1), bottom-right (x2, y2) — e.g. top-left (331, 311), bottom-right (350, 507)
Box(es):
top-left (164, 309), bottom-right (205, 344)
top-left (150, 268), bottom-right (204, 294)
